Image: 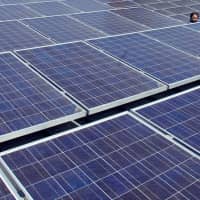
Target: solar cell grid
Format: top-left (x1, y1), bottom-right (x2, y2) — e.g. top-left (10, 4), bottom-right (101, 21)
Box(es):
top-left (17, 42), bottom-right (165, 114)
top-left (89, 33), bottom-right (200, 88)
top-left (22, 15), bottom-right (104, 43)
top-left (0, 4), bottom-right (40, 21)
top-left (0, 20), bottom-right (52, 53)
top-left (71, 11), bottom-right (148, 35)
top-left (144, 26), bottom-right (200, 57)
top-left (0, 53), bottom-right (85, 142)
top-left (112, 7), bottom-right (182, 28)
top-left (1, 113), bottom-right (199, 200)
top-left (25, 1), bottom-right (79, 16)
top-left (135, 87), bottom-right (200, 153)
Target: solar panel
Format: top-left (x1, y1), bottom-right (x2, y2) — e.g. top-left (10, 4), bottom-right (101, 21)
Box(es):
top-left (1, 113), bottom-right (199, 200)
top-left (165, 6), bottom-right (194, 14)
top-left (22, 16), bottom-right (104, 43)
top-left (0, 0), bottom-right (47, 4)
top-left (17, 42), bottom-right (165, 114)
top-left (170, 14), bottom-right (189, 22)
top-left (62, 0), bottom-right (112, 11)
top-left (185, 22), bottom-right (200, 32)
top-left (0, 20), bottom-right (52, 53)
top-left (173, 0), bottom-right (199, 6)
top-left (147, 2), bottom-right (177, 10)
top-left (108, 1), bottom-right (138, 8)
top-left (25, 1), bottom-right (79, 16)
top-left (0, 175), bottom-right (15, 200)
top-left (134, 0), bottom-right (161, 4)
top-left (112, 7), bottom-right (182, 28)
top-left (144, 26), bottom-right (200, 57)
top-left (134, 87), bottom-right (200, 153)
top-left (0, 4), bottom-right (40, 21)
top-left (89, 33), bottom-right (200, 88)
top-left (0, 52), bottom-right (85, 142)
top-left (71, 11), bottom-right (148, 35)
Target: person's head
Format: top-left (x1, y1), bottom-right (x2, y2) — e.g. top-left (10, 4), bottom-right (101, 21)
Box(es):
top-left (190, 12), bottom-right (199, 23)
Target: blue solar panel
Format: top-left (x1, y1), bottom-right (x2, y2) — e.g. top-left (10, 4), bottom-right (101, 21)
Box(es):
top-left (173, 0), bottom-right (198, 6)
top-left (165, 6), bottom-right (194, 14)
top-left (0, 4), bottom-right (40, 21)
top-left (170, 14), bottom-right (189, 22)
top-left (0, 53), bottom-right (85, 142)
top-left (108, 1), bottom-right (138, 8)
top-left (72, 11), bottom-right (148, 35)
top-left (144, 26), bottom-right (200, 56)
top-left (89, 33), bottom-right (200, 88)
top-left (0, 177), bottom-right (15, 200)
top-left (112, 7), bottom-right (182, 28)
top-left (134, 0), bottom-right (161, 4)
top-left (135, 87), bottom-right (200, 153)
top-left (26, 1), bottom-right (79, 16)
top-left (22, 16), bottom-right (104, 43)
top-left (1, 113), bottom-right (199, 200)
top-left (185, 22), bottom-right (200, 32)
top-left (17, 42), bottom-right (165, 114)
top-left (0, 0), bottom-right (46, 4)
top-left (147, 2), bottom-right (177, 9)
top-left (62, 0), bottom-right (112, 11)
top-left (0, 20), bottom-right (52, 53)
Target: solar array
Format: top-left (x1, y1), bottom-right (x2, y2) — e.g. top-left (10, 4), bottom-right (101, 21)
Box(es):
top-left (135, 87), bottom-right (200, 153)
top-left (17, 42), bottom-right (165, 114)
top-left (89, 33), bottom-right (200, 88)
top-left (0, 0), bottom-right (199, 199)
top-left (1, 113), bottom-right (200, 200)
top-left (0, 53), bottom-right (85, 142)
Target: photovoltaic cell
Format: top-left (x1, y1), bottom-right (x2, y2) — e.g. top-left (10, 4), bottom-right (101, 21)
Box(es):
top-left (26, 1), bottom-right (79, 16)
top-left (112, 7), bottom-right (182, 28)
top-left (17, 42), bottom-right (165, 114)
top-left (144, 26), bottom-right (200, 56)
top-left (1, 113), bottom-right (199, 200)
top-left (0, 53), bottom-right (85, 142)
top-left (0, 177), bottom-right (15, 200)
top-left (89, 33), bottom-right (200, 88)
top-left (170, 14), bottom-right (189, 22)
top-left (72, 11), bottom-right (148, 35)
top-left (22, 16), bottom-right (104, 43)
top-left (62, 0), bottom-right (112, 11)
top-left (0, 20), bottom-right (52, 53)
top-left (0, 4), bottom-right (41, 21)
top-left (135, 87), bottom-right (200, 152)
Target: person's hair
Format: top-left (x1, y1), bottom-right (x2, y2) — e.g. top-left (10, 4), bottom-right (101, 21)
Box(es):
top-left (190, 12), bottom-right (199, 22)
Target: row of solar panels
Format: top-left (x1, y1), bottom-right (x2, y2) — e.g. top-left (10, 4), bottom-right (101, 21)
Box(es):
top-left (1, 24), bottom-right (200, 141)
top-left (0, 86), bottom-right (199, 200)
top-left (0, 0), bottom-right (199, 23)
